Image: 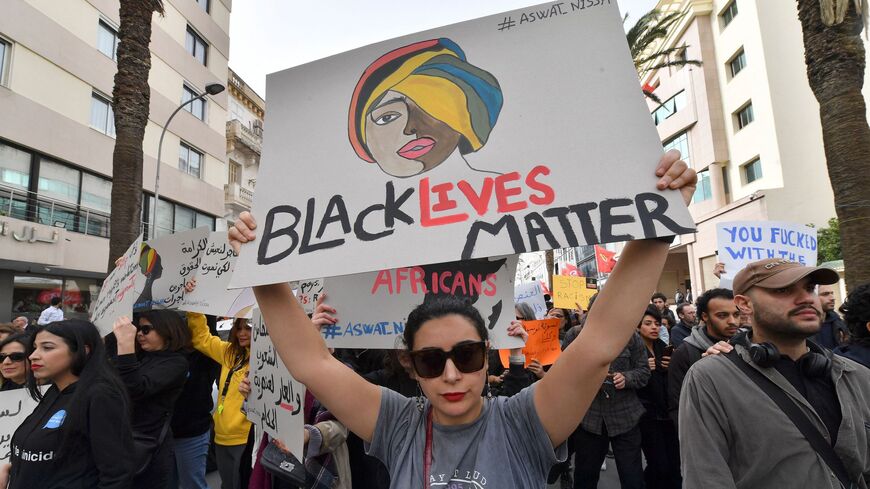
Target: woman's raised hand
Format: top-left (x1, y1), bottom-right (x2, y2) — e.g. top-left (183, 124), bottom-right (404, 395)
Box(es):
top-left (113, 315), bottom-right (138, 355)
top-left (228, 211), bottom-right (258, 254)
top-left (311, 293), bottom-right (338, 332)
top-left (655, 149), bottom-right (697, 206)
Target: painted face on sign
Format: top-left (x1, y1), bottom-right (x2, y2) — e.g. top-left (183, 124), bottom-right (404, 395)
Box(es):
top-left (366, 92), bottom-right (462, 177)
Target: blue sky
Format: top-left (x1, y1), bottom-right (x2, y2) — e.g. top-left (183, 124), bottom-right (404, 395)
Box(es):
top-left (227, 0), bottom-right (658, 97)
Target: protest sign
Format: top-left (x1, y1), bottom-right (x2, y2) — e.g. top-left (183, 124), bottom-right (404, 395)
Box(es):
top-left (0, 390), bottom-right (39, 461)
top-left (296, 279), bottom-right (324, 315)
top-left (181, 232), bottom-right (256, 318)
top-left (248, 311), bottom-right (306, 460)
top-left (91, 235), bottom-right (143, 335)
top-left (515, 281), bottom-right (547, 319)
top-left (499, 318), bottom-right (562, 368)
top-left (553, 275), bottom-right (596, 310)
top-left (230, 0), bottom-right (694, 288)
top-left (322, 256), bottom-right (522, 349)
top-left (716, 221), bottom-right (818, 288)
top-left (132, 228), bottom-right (211, 312)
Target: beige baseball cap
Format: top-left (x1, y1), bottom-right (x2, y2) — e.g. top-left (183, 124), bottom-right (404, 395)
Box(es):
top-left (732, 258), bottom-right (839, 295)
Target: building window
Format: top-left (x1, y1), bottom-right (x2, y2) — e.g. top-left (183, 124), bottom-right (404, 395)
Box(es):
top-left (144, 194), bottom-right (215, 236)
top-left (196, 0), bottom-right (210, 13)
top-left (721, 0), bottom-right (738, 28)
top-left (729, 48), bottom-right (746, 78)
top-left (229, 161), bottom-right (241, 185)
top-left (185, 26), bottom-right (208, 65)
top-left (179, 142), bottom-right (203, 178)
top-left (692, 170), bottom-right (713, 203)
top-left (90, 92), bottom-right (116, 137)
top-left (97, 20), bottom-right (119, 61)
top-left (735, 102), bottom-right (754, 130)
top-left (195, 211), bottom-right (215, 230)
top-left (743, 158), bottom-right (762, 183)
top-left (0, 142), bottom-right (31, 190)
top-left (182, 84), bottom-right (205, 120)
top-left (652, 91), bottom-right (687, 125)
top-left (663, 131), bottom-right (691, 166)
top-left (0, 38), bottom-right (10, 87)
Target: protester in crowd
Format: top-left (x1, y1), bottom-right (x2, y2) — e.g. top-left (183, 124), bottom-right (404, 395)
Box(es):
top-left (667, 288), bottom-right (740, 425)
top-left (0, 324), bottom-right (18, 342)
top-left (651, 292), bottom-right (677, 327)
top-left (0, 320), bottom-right (134, 488)
top-left (11, 317), bottom-right (28, 331)
top-left (168, 314), bottom-right (221, 489)
top-left (562, 293), bottom-right (598, 349)
top-left (112, 312), bottom-right (191, 489)
top-left (669, 302), bottom-right (696, 348)
top-left (680, 258), bottom-right (870, 488)
top-left (225, 148), bottom-right (695, 489)
top-left (36, 296), bottom-right (64, 326)
top-left (0, 333), bottom-right (30, 391)
top-left (548, 307), bottom-right (573, 341)
top-left (570, 330), bottom-right (650, 489)
top-left (809, 284), bottom-right (849, 349)
top-left (834, 282), bottom-right (870, 369)
top-left (186, 300), bottom-right (253, 489)
top-left (636, 306), bottom-right (681, 489)
top-left (489, 302), bottom-right (537, 397)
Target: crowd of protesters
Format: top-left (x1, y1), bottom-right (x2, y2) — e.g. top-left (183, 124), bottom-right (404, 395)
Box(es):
top-left (0, 153), bottom-right (868, 488)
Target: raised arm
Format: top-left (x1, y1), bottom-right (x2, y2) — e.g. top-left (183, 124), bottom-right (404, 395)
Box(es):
top-left (534, 150), bottom-right (696, 446)
top-left (230, 218), bottom-right (382, 442)
top-left (186, 312), bottom-right (229, 364)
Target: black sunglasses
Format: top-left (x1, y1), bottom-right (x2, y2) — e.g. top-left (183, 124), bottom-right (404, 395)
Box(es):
top-left (137, 324), bottom-right (155, 335)
top-left (408, 341), bottom-right (487, 379)
top-left (0, 352), bottom-right (27, 363)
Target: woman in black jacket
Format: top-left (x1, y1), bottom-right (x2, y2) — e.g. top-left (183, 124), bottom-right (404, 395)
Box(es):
top-left (113, 311), bottom-right (191, 489)
top-left (0, 320), bottom-right (134, 489)
top-left (636, 306), bottom-right (681, 489)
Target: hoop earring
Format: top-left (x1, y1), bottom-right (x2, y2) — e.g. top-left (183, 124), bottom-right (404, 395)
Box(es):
top-left (416, 382), bottom-right (425, 412)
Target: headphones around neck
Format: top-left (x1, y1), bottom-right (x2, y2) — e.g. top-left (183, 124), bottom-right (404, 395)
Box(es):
top-left (730, 328), bottom-right (832, 378)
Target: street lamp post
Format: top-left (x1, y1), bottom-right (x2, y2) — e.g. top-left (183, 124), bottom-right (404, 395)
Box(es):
top-left (151, 82), bottom-right (225, 240)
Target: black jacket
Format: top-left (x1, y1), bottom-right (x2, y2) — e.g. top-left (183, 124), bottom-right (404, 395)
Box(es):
top-left (669, 322), bottom-right (692, 348)
top-left (667, 325), bottom-right (718, 425)
top-left (810, 310), bottom-right (849, 350)
top-left (834, 342), bottom-right (870, 370)
top-left (171, 349), bottom-right (220, 438)
top-left (115, 350), bottom-right (189, 438)
top-left (639, 339), bottom-right (670, 420)
top-left (9, 382), bottom-right (134, 489)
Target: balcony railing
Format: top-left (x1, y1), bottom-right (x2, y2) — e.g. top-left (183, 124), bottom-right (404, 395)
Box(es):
top-left (227, 119), bottom-right (262, 158)
top-left (224, 182), bottom-right (253, 210)
top-left (0, 184), bottom-right (111, 238)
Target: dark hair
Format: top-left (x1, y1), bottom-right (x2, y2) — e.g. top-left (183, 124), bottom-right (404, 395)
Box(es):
top-left (226, 318), bottom-right (251, 368)
top-left (587, 292), bottom-right (599, 312)
top-left (137, 310), bottom-right (192, 352)
top-left (0, 324), bottom-right (18, 337)
top-left (696, 288), bottom-right (734, 321)
top-left (840, 282), bottom-right (870, 347)
top-left (0, 332), bottom-right (31, 353)
top-left (404, 296), bottom-right (487, 351)
top-left (50, 296), bottom-right (62, 306)
top-left (27, 320), bottom-right (129, 454)
top-left (651, 292), bottom-right (667, 303)
top-left (676, 302), bottom-right (693, 317)
top-left (515, 302), bottom-right (536, 321)
top-left (639, 305), bottom-right (662, 326)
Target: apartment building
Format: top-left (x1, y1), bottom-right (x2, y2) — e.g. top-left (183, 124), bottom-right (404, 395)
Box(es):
top-left (0, 0), bottom-right (231, 322)
top-left (636, 0), bottom-right (869, 300)
top-left (224, 67), bottom-right (263, 227)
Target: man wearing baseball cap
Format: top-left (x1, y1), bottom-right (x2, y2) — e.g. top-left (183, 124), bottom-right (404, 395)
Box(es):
top-left (679, 258), bottom-right (870, 488)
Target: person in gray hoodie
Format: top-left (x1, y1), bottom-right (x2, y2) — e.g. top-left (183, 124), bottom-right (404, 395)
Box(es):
top-left (667, 288), bottom-right (740, 425)
top-left (679, 258), bottom-right (870, 489)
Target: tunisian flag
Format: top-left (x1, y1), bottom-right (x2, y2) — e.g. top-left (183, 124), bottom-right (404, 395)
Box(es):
top-left (595, 245), bottom-right (617, 274)
top-left (560, 263), bottom-right (581, 277)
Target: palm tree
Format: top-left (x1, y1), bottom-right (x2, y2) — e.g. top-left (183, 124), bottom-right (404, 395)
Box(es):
top-left (108, 0), bottom-right (164, 269)
top-left (796, 0), bottom-right (870, 288)
top-left (626, 8), bottom-right (702, 102)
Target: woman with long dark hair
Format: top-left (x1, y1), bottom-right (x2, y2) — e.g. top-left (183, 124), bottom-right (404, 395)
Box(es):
top-left (0, 320), bottom-right (134, 489)
top-left (112, 311), bottom-right (191, 489)
top-left (0, 333), bottom-right (30, 391)
top-left (227, 153), bottom-right (696, 488)
top-left (186, 307), bottom-right (252, 489)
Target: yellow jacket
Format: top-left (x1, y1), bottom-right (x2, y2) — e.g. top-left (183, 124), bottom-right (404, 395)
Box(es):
top-left (187, 312), bottom-right (251, 446)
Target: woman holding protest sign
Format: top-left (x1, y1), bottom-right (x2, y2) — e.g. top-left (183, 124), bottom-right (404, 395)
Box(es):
top-left (228, 150), bottom-right (696, 488)
top-left (0, 333), bottom-right (30, 391)
top-left (111, 312), bottom-right (190, 489)
top-left (0, 320), bottom-right (134, 489)
top-left (184, 294), bottom-right (252, 489)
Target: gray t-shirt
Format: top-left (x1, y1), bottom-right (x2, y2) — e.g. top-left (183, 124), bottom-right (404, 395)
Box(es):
top-left (367, 384), bottom-right (567, 488)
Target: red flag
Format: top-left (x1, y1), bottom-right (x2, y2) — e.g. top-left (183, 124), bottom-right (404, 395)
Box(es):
top-left (539, 280), bottom-right (551, 296)
top-left (595, 245), bottom-right (617, 274)
top-left (560, 263), bottom-right (580, 277)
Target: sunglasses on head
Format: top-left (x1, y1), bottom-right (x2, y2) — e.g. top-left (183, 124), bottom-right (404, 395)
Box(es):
top-left (408, 341), bottom-right (487, 379)
top-left (0, 352), bottom-right (27, 363)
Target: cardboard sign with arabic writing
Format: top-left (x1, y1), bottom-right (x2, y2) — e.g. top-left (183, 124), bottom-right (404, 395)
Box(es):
top-left (0, 390), bottom-right (40, 461)
top-left (90, 235), bottom-right (143, 335)
top-left (132, 228), bottom-right (211, 313)
top-left (499, 318), bottom-right (561, 367)
top-left (181, 232), bottom-right (256, 318)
